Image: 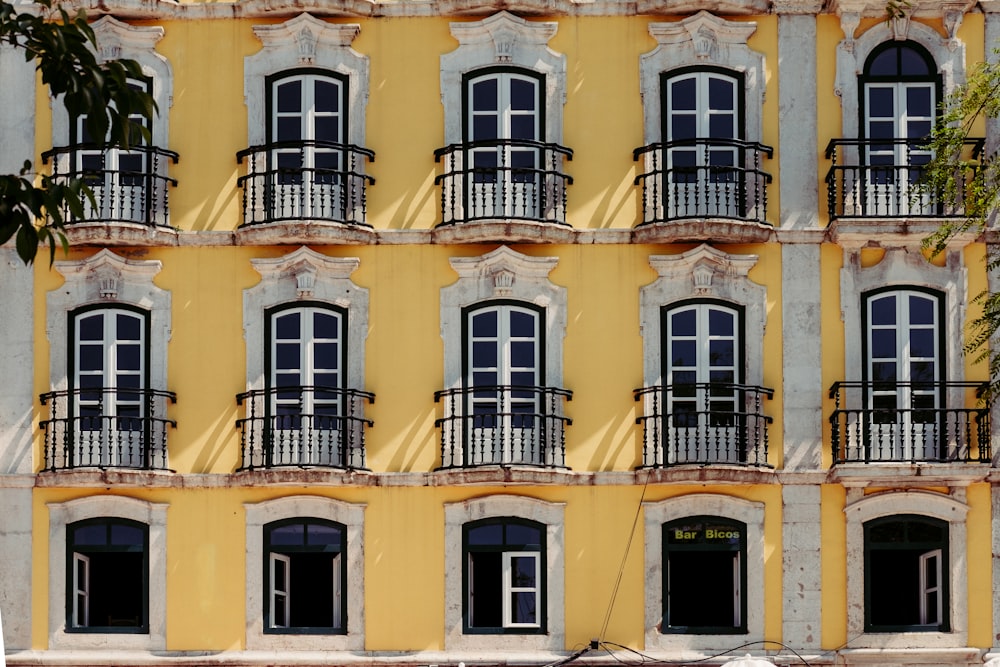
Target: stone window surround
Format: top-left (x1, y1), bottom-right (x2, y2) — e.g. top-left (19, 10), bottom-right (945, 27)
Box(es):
top-left (441, 245), bottom-right (566, 394)
top-left (244, 13), bottom-right (369, 150)
top-left (839, 247), bottom-right (966, 409)
top-left (47, 495), bottom-right (168, 650)
top-left (50, 16), bottom-right (173, 152)
top-left (834, 15), bottom-right (966, 141)
top-left (639, 11), bottom-right (766, 147)
top-left (243, 246), bottom-right (369, 394)
top-left (844, 488), bottom-right (969, 648)
top-left (444, 494), bottom-right (565, 651)
top-left (639, 244), bottom-right (766, 392)
top-left (46, 249), bottom-right (171, 404)
top-left (440, 11), bottom-right (566, 147)
top-left (643, 493), bottom-right (765, 651)
top-left (244, 495), bottom-right (366, 650)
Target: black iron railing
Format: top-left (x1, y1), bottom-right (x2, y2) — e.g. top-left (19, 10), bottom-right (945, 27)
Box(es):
top-left (434, 384), bottom-right (572, 469)
top-left (824, 138), bottom-right (983, 219)
top-left (236, 140), bottom-right (375, 227)
top-left (829, 381), bottom-right (991, 463)
top-left (39, 387), bottom-right (176, 471)
top-left (235, 386), bottom-right (374, 470)
top-left (434, 139), bottom-right (573, 225)
top-left (633, 139), bottom-right (773, 225)
top-left (41, 145), bottom-right (178, 227)
top-left (634, 383), bottom-right (773, 468)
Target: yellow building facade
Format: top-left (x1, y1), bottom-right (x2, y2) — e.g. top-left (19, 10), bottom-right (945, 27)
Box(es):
top-left (1, 1), bottom-right (999, 666)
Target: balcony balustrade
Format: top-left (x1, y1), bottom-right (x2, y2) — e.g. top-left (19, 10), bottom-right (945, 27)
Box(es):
top-left (829, 381), bottom-right (991, 464)
top-left (633, 139), bottom-right (773, 226)
top-left (634, 383), bottom-right (773, 468)
top-left (39, 387), bottom-right (176, 471)
top-left (235, 386), bottom-right (374, 470)
top-left (434, 139), bottom-right (573, 225)
top-left (41, 145), bottom-right (178, 227)
top-left (434, 384), bottom-right (572, 469)
top-left (236, 140), bottom-right (375, 227)
top-left (824, 138), bottom-right (983, 219)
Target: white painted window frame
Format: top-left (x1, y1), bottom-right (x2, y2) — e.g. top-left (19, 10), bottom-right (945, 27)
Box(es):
top-left (502, 551), bottom-right (541, 629)
top-left (244, 495), bottom-right (365, 650)
top-left (47, 495), bottom-right (168, 650)
top-left (643, 493), bottom-right (765, 651)
top-left (444, 495), bottom-right (565, 651)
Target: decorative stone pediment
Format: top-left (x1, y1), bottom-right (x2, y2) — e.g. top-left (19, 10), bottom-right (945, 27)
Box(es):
top-left (447, 11), bottom-right (558, 61)
top-left (249, 246), bottom-right (359, 286)
top-left (53, 249), bottom-right (162, 307)
top-left (251, 13), bottom-right (360, 63)
top-left (91, 16), bottom-right (164, 63)
top-left (448, 245), bottom-right (558, 290)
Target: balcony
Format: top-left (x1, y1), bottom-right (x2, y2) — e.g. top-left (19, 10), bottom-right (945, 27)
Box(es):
top-left (632, 139), bottom-right (773, 242)
top-left (236, 140), bottom-right (375, 229)
top-left (434, 385), bottom-right (572, 469)
top-left (235, 386), bottom-right (374, 470)
top-left (433, 139), bottom-right (573, 234)
top-left (634, 383), bottom-right (773, 468)
top-left (39, 387), bottom-right (176, 471)
top-left (824, 138), bottom-right (983, 220)
top-left (829, 381), bottom-right (991, 464)
top-left (41, 144), bottom-right (178, 228)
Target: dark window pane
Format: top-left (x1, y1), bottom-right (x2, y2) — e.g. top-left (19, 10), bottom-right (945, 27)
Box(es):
top-left (509, 311), bottom-right (535, 338)
top-left (313, 312), bottom-right (340, 339)
top-left (506, 523), bottom-right (541, 547)
top-left (275, 313), bottom-right (301, 340)
top-left (110, 523), bottom-right (144, 546)
top-left (510, 341), bottom-right (535, 368)
top-left (670, 78), bottom-right (696, 111)
top-left (708, 309), bottom-right (734, 336)
top-left (671, 340), bottom-right (696, 368)
top-left (871, 329), bottom-right (896, 359)
top-left (868, 49), bottom-right (899, 76)
top-left (511, 591), bottom-right (536, 624)
top-left (510, 79), bottom-right (536, 111)
top-left (472, 311), bottom-right (498, 337)
top-left (73, 524), bottom-right (108, 545)
top-left (670, 309), bottom-right (696, 337)
top-left (269, 523), bottom-right (305, 546)
top-left (473, 341), bottom-right (497, 368)
top-left (909, 296), bottom-right (935, 325)
top-left (467, 523), bottom-right (503, 546)
top-left (510, 116), bottom-right (536, 141)
top-left (289, 552), bottom-right (336, 628)
top-left (314, 80), bottom-right (340, 113)
top-left (666, 550), bottom-right (738, 629)
top-left (307, 523), bottom-right (342, 546)
top-left (900, 47), bottom-right (931, 76)
top-left (79, 314), bottom-right (104, 341)
top-left (670, 115), bottom-right (697, 141)
top-left (469, 551), bottom-right (502, 628)
top-left (708, 77), bottom-right (735, 111)
top-left (276, 80), bottom-right (302, 113)
top-left (276, 117), bottom-right (301, 142)
top-left (870, 296), bottom-right (897, 326)
top-left (472, 79), bottom-right (498, 112)
top-left (315, 116), bottom-right (341, 143)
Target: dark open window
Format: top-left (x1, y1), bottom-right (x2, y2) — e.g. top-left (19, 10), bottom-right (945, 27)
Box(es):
top-left (662, 516), bottom-right (746, 634)
top-left (463, 517), bottom-right (545, 634)
top-left (67, 518), bottom-right (149, 633)
top-left (864, 515), bottom-right (948, 632)
top-left (264, 518), bottom-right (347, 634)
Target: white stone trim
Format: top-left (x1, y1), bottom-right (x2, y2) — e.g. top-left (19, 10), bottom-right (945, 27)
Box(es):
top-left (441, 246), bottom-right (565, 392)
top-left (443, 494), bottom-right (565, 651)
top-left (244, 495), bottom-right (365, 650)
top-left (243, 247), bottom-right (368, 393)
top-left (440, 12), bottom-right (566, 146)
top-left (639, 244), bottom-right (766, 391)
top-left (0, 488), bottom-right (32, 649)
top-left (244, 14), bottom-right (368, 149)
top-left (639, 12), bottom-right (766, 146)
top-left (47, 249), bottom-right (171, 396)
top-left (50, 16), bottom-right (172, 149)
top-left (839, 248), bottom-right (966, 391)
top-left (47, 495), bottom-right (168, 650)
top-left (834, 18), bottom-right (966, 141)
top-left (643, 493), bottom-right (766, 650)
top-left (844, 489), bottom-right (969, 648)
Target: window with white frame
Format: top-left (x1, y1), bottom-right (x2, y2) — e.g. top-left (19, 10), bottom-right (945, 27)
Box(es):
top-left (46, 17), bottom-right (175, 230)
top-left (464, 517), bottom-right (544, 633)
top-left (43, 251), bottom-right (172, 473)
top-left (48, 495), bottom-right (167, 650)
top-left (244, 495), bottom-right (365, 650)
top-left (661, 516), bottom-right (746, 634)
top-left (240, 248), bottom-right (371, 472)
top-left (67, 517), bottom-right (149, 633)
top-left (438, 247), bottom-right (569, 470)
top-left (240, 15), bottom-right (372, 229)
top-left (444, 495), bottom-right (565, 650)
top-left (864, 515), bottom-right (948, 632)
top-left (264, 518), bottom-right (346, 634)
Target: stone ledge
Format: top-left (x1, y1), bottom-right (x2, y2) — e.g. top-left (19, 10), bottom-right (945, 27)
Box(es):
top-left (631, 219), bottom-right (775, 244)
top-left (60, 223), bottom-right (179, 247)
top-left (431, 220), bottom-right (576, 244)
top-left (828, 462), bottom-right (992, 487)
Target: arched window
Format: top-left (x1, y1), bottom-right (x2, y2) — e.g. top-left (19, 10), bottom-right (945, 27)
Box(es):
top-left (661, 516), bottom-right (747, 634)
top-left (463, 69), bottom-right (544, 219)
top-left (463, 517), bottom-right (545, 633)
top-left (264, 518), bottom-right (347, 634)
top-left (864, 515), bottom-right (948, 632)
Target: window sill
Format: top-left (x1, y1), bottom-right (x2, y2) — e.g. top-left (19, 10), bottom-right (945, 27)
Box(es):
top-left (827, 218), bottom-right (980, 247)
top-left (632, 218), bottom-right (773, 244)
top-left (838, 646), bottom-right (979, 662)
top-left (829, 462), bottom-right (991, 488)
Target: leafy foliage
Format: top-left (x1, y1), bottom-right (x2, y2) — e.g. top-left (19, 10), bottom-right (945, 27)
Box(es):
top-left (917, 55), bottom-right (1000, 401)
top-left (0, 0), bottom-right (154, 264)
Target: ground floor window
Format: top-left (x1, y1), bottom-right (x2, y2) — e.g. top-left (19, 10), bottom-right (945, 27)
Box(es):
top-left (864, 515), bottom-right (948, 632)
top-left (264, 518), bottom-right (346, 633)
top-left (464, 517), bottom-right (545, 633)
top-left (67, 518), bottom-right (148, 633)
top-left (662, 516), bottom-right (746, 634)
